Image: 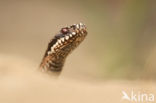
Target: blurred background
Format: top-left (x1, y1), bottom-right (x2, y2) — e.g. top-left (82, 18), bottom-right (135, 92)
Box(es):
top-left (0, 0), bottom-right (156, 80)
top-left (0, 1), bottom-right (156, 103)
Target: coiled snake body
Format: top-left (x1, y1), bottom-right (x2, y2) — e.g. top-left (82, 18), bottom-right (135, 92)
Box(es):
top-left (39, 23), bottom-right (87, 75)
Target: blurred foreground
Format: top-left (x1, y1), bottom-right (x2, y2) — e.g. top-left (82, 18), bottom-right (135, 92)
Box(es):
top-left (0, 54), bottom-right (155, 103)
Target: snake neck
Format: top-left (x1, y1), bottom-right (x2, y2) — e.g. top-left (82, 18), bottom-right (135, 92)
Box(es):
top-left (40, 43), bottom-right (74, 72)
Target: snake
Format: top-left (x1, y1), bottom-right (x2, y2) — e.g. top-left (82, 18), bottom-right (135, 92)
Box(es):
top-left (39, 23), bottom-right (87, 75)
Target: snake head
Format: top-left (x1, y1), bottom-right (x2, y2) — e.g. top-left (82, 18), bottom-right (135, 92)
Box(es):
top-left (59, 22), bottom-right (87, 45)
top-left (48, 23), bottom-right (87, 55)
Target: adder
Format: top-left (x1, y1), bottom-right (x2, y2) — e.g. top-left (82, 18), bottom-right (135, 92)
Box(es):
top-left (39, 23), bottom-right (87, 75)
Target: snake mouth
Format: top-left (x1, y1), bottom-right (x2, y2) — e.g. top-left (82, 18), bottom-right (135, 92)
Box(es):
top-left (47, 23), bottom-right (87, 55)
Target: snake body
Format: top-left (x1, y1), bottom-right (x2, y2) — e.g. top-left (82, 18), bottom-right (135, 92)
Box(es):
top-left (39, 23), bottom-right (87, 74)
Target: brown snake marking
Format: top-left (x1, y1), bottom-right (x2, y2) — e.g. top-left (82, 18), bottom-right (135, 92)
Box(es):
top-left (39, 23), bottom-right (87, 74)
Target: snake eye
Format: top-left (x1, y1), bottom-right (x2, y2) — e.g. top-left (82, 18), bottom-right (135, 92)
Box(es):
top-left (61, 28), bottom-right (69, 34)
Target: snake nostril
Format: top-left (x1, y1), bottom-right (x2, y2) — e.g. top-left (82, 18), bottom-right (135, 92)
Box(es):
top-left (70, 25), bottom-right (76, 30)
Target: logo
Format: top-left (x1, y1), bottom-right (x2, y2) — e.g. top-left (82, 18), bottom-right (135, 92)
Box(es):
top-left (122, 90), bottom-right (155, 102)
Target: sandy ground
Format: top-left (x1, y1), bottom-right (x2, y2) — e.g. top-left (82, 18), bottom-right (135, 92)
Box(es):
top-left (0, 54), bottom-right (155, 103)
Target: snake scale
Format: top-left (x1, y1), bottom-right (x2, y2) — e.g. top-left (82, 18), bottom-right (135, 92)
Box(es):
top-left (39, 23), bottom-right (87, 75)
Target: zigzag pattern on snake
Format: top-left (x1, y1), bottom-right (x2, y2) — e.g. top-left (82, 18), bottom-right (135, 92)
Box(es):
top-left (39, 23), bottom-right (87, 75)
